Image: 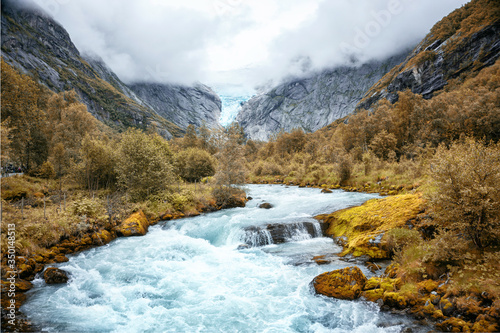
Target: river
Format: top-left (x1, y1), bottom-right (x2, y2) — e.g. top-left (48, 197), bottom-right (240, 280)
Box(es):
top-left (22, 185), bottom-right (426, 332)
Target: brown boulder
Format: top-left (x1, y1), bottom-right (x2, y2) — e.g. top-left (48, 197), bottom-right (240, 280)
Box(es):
top-left (92, 229), bottom-right (115, 245)
top-left (43, 267), bottom-right (69, 284)
top-left (115, 210), bottom-right (149, 237)
top-left (259, 202), bottom-right (273, 209)
top-left (1, 278), bottom-right (33, 292)
top-left (312, 266), bottom-right (367, 300)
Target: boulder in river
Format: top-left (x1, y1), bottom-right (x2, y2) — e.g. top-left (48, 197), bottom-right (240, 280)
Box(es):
top-left (43, 267), bottom-right (69, 284)
top-left (312, 266), bottom-right (367, 300)
top-left (259, 202), bottom-right (273, 209)
top-left (321, 188), bottom-right (332, 193)
top-left (115, 210), bottom-right (149, 237)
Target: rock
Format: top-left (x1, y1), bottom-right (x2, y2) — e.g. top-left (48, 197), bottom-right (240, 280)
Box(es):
top-left (417, 279), bottom-right (439, 294)
top-left (43, 267), bottom-right (69, 284)
top-left (242, 221), bottom-right (322, 246)
top-left (321, 188), bottom-right (332, 193)
top-left (358, 11), bottom-right (500, 111)
top-left (312, 255), bottom-right (330, 265)
top-left (129, 82), bottom-right (221, 131)
top-left (237, 244), bottom-right (250, 250)
top-left (247, 196), bottom-right (253, 200)
top-left (53, 255), bottom-right (69, 263)
top-left (91, 229), bottom-right (115, 245)
top-left (472, 314), bottom-right (499, 333)
top-left (1, 278), bottom-right (33, 292)
top-left (236, 52), bottom-right (408, 141)
top-left (312, 266), bottom-right (367, 300)
top-left (436, 317), bottom-right (471, 332)
top-left (259, 202), bottom-right (273, 209)
top-left (116, 210), bottom-right (149, 237)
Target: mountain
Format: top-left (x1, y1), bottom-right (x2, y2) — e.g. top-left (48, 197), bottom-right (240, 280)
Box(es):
top-left (356, 0), bottom-right (500, 111)
top-left (235, 52), bottom-right (409, 141)
top-left (129, 83), bottom-right (221, 130)
top-left (0, 0), bottom-right (221, 137)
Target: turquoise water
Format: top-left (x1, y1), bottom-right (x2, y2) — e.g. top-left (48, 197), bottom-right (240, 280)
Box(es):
top-left (22, 185), bottom-right (422, 332)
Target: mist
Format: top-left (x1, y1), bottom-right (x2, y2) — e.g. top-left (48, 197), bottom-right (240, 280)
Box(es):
top-left (30, 0), bottom-right (470, 94)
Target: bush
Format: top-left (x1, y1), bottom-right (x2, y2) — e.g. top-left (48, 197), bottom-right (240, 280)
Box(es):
top-left (36, 161), bottom-right (56, 179)
top-left (176, 148), bottom-right (216, 182)
top-left (70, 197), bottom-right (104, 218)
top-left (428, 137), bottom-right (500, 249)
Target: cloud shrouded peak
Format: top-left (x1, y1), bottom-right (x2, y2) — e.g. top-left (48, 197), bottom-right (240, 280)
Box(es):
top-left (30, 0), bottom-right (470, 92)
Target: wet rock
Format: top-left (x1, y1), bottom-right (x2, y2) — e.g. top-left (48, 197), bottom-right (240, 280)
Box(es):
top-left (1, 278), bottom-right (33, 292)
top-left (436, 317), bottom-right (471, 332)
top-left (43, 267), bottom-right (69, 284)
top-left (321, 188), bottom-right (332, 193)
top-left (116, 210), bottom-right (149, 237)
top-left (312, 266), bottom-right (367, 300)
top-left (312, 255), bottom-right (330, 265)
top-left (259, 202), bottom-right (273, 209)
top-left (242, 221), bottom-right (323, 247)
top-left (91, 229), bottom-right (115, 245)
top-left (237, 244), bottom-right (250, 250)
top-left (247, 196), bottom-right (253, 200)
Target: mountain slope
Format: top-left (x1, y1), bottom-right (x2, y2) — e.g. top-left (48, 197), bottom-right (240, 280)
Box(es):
top-left (236, 52), bottom-right (408, 141)
top-left (129, 83), bottom-right (221, 130)
top-left (0, 0), bottom-right (221, 137)
top-left (357, 0), bottom-right (500, 111)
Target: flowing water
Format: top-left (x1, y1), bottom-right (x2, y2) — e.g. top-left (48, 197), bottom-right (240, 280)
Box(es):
top-left (22, 185), bottom-right (426, 332)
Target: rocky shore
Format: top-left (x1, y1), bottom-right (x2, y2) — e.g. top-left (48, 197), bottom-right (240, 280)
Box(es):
top-left (311, 195), bottom-right (500, 332)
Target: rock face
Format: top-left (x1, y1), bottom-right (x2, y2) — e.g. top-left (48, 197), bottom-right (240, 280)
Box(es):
top-left (357, 1), bottom-right (500, 110)
top-left (236, 52), bottom-right (408, 141)
top-left (312, 266), bottom-right (367, 300)
top-left (43, 267), bottom-right (69, 284)
top-left (0, 0), bottom-right (221, 135)
top-left (129, 82), bottom-right (222, 130)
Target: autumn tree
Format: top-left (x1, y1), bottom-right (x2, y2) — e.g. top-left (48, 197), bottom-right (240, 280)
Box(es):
top-left (369, 130), bottom-right (397, 160)
top-left (1, 60), bottom-right (48, 171)
top-left (73, 135), bottom-right (118, 190)
top-left (212, 128), bottom-right (246, 208)
top-left (175, 147), bottom-right (216, 182)
top-left (428, 137), bottom-right (500, 249)
top-left (116, 129), bottom-right (174, 200)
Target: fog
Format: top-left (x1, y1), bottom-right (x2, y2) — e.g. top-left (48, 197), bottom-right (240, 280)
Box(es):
top-left (30, 0), bottom-right (470, 93)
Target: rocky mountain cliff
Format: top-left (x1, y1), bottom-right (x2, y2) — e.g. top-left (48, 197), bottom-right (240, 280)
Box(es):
top-left (357, 0), bottom-right (500, 111)
top-left (129, 83), bottom-right (221, 130)
top-left (236, 52), bottom-right (408, 141)
top-left (1, 0), bottom-right (221, 137)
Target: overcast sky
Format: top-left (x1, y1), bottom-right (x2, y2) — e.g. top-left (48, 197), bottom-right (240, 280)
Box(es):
top-left (32, 0), bottom-right (470, 94)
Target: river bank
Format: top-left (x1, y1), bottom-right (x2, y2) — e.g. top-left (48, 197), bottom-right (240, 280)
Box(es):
top-left (5, 185), bottom-right (423, 333)
top-left (0, 181), bottom-right (246, 332)
top-left (312, 194), bottom-right (500, 332)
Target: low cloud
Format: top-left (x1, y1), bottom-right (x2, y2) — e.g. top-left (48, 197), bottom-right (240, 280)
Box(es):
top-left (30, 0), bottom-right (469, 93)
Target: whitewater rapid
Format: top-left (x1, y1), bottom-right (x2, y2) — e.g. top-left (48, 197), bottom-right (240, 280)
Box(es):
top-left (22, 185), bottom-right (422, 332)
